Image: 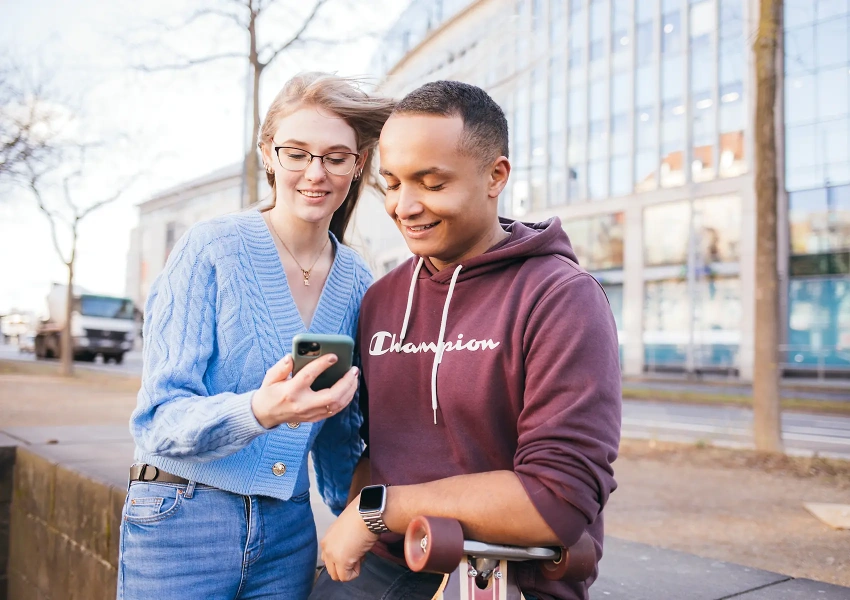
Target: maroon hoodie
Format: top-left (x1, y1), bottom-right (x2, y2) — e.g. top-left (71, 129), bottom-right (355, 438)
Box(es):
top-left (358, 217), bottom-right (622, 600)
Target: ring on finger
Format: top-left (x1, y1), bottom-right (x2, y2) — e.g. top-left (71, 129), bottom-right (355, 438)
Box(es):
top-left (326, 405), bottom-right (333, 415)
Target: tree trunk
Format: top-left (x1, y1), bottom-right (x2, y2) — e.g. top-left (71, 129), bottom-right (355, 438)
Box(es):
top-left (244, 6), bottom-right (261, 208)
top-left (244, 62), bottom-right (261, 207)
top-left (61, 262), bottom-right (75, 377)
top-left (752, 0), bottom-right (783, 453)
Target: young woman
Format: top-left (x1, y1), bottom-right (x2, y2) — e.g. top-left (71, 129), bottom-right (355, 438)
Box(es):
top-left (118, 73), bottom-right (395, 600)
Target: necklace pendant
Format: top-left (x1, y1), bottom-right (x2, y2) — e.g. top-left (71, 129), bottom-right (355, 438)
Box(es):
top-left (302, 270), bottom-right (310, 286)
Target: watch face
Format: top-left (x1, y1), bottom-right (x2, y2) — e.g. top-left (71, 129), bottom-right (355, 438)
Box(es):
top-left (360, 485), bottom-right (385, 513)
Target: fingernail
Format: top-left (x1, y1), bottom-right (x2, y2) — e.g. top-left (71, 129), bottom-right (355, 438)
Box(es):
top-left (284, 355), bottom-right (291, 362)
top-left (327, 354), bottom-right (338, 363)
top-left (351, 367), bottom-right (359, 377)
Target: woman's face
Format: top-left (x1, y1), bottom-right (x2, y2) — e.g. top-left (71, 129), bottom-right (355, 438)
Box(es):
top-left (262, 105), bottom-right (362, 225)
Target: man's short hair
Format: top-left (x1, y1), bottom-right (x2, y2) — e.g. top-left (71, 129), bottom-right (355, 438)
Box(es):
top-left (392, 80), bottom-right (509, 163)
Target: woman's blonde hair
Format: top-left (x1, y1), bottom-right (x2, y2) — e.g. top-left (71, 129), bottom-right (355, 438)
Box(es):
top-left (258, 72), bottom-right (396, 242)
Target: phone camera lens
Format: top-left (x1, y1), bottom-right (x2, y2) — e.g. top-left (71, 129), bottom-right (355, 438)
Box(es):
top-left (309, 342), bottom-right (321, 352)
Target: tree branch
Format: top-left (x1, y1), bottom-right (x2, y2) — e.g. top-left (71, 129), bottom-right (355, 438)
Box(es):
top-left (78, 172), bottom-right (141, 220)
top-left (132, 52), bottom-right (245, 72)
top-left (62, 169), bottom-right (82, 216)
top-left (28, 171), bottom-right (70, 266)
top-left (260, 0), bottom-right (329, 67)
top-left (181, 7), bottom-right (247, 30)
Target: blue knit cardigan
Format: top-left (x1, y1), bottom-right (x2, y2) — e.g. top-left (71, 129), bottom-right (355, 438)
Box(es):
top-left (130, 208), bottom-right (372, 514)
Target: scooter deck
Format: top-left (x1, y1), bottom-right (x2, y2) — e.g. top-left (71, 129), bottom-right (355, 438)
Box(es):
top-left (431, 559), bottom-right (527, 600)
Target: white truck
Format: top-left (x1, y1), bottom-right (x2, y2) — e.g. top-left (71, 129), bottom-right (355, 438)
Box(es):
top-left (35, 284), bottom-right (136, 364)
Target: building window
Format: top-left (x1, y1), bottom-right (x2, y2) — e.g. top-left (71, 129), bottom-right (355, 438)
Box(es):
top-left (787, 277), bottom-right (850, 370)
top-left (784, 7), bottom-right (850, 190)
top-left (562, 212), bottom-right (625, 270)
top-left (569, 3), bottom-right (587, 70)
top-left (789, 184), bottom-right (850, 255)
top-left (661, 11), bottom-right (681, 55)
top-left (636, 20), bottom-right (655, 66)
top-left (692, 90), bottom-right (717, 182)
top-left (610, 155), bottom-right (632, 197)
top-left (611, 113), bottom-right (631, 156)
top-left (644, 201), bottom-right (690, 266)
top-left (661, 99), bottom-right (685, 187)
top-left (643, 196), bottom-right (741, 267)
top-left (644, 279), bottom-right (689, 368)
top-left (164, 222), bottom-right (185, 262)
top-left (550, 0), bottom-right (566, 44)
top-left (693, 276), bottom-right (742, 369)
top-left (611, 0), bottom-right (633, 72)
top-left (588, 119), bottom-right (608, 159)
top-left (589, 0), bottom-right (609, 76)
top-left (588, 159), bottom-right (608, 199)
top-left (719, 0), bottom-right (743, 39)
top-left (635, 148), bottom-right (658, 191)
top-left (589, 79), bottom-right (608, 121)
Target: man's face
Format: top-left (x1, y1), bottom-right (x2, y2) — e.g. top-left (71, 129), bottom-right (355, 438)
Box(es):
top-left (378, 114), bottom-right (508, 266)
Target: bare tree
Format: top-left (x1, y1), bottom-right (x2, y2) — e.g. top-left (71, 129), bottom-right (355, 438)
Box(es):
top-left (752, 0), bottom-right (784, 453)
top-left (0, 60), bottom-right (64, 187)
top-left (27, 152), bottom-right (135, 376)
top-left (132, 0), bottom-right (377, 207)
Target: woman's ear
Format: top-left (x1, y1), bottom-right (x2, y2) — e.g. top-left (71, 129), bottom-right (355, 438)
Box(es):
top-left (357, 149), bottom-right (369, 169)
top-left (354, 149), bottom-right (369, 179)
top-left (259, 142), bottom-right (274, 171)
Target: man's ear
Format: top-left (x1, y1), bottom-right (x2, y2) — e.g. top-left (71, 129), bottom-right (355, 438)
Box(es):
top-left (487, 156), bottom-right (511, 199)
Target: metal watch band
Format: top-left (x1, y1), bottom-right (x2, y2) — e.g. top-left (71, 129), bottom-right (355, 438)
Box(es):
top-left (361, 511), bottom-right (390, 534)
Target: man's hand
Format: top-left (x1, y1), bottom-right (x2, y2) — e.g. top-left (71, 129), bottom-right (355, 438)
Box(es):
top-left (320, 495), bottom-right (379, 582)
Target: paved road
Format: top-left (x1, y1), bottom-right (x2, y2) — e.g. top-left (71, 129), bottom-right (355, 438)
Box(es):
top-left (0, 343), bottom-right (143, 376)
top-left (2, 344), bottom-right (849, 459)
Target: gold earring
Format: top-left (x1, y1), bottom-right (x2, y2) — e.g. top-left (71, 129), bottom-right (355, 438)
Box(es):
top-left (265, 165), bottom-right (273, 174)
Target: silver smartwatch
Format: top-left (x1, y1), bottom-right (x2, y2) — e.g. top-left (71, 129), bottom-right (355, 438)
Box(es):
top-left (358, 484), bottom-right (390, 534)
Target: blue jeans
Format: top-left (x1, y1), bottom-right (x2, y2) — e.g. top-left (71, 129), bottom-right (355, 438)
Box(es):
top-left (118, 480), bottom-right (317, 600)
top-left (310, 552), bottom-right (444, 599)
top-left (310, 552), bottom-right (543, 600)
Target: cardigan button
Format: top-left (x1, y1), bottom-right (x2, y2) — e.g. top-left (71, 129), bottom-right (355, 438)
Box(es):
top-left (272, 462), bottom-right (287, 476)
top-left (287, 422), bottom-right (300, 429)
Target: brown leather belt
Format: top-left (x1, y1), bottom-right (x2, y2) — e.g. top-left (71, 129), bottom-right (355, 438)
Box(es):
top-left (129, 463), bottom-right (191, 486)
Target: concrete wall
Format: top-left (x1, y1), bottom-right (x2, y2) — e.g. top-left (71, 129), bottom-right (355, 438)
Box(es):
top-left (0, 446), bottom-right (14, 600)
top-left (6, 448), bottom-right (122, 600)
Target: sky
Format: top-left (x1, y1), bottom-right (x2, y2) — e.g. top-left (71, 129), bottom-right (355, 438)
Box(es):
top-left (0, 0), bottom-right (405, 316)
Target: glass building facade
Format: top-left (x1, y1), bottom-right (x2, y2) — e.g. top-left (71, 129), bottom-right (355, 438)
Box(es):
top-left (784, 2), bottom-right (850, 372)
top-left (373, 0), bottom-right (850, 378)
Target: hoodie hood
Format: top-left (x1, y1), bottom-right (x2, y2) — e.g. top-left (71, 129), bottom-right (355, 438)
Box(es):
top-left (419, 216), bottom-right (579, 283)
top-left (398, 217), bottom-right (578, 424)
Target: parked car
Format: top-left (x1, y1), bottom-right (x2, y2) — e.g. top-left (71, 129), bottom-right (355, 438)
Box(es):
top-left (18, 333), bottom-right (35, 353)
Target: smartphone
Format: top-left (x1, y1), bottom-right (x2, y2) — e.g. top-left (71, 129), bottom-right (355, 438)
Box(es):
top-left (291, 333), bottom-right (354, 391)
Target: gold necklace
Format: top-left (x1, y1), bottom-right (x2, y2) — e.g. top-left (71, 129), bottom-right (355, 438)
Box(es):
top-left (267, 217), bottom-right (330, 286)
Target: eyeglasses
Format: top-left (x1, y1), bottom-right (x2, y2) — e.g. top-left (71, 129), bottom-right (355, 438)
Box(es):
top-left (274, 146), bottom-right (360, 176)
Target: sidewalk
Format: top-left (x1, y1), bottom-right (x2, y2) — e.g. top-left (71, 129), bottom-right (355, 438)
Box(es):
top-left (2, 425), bottom-right (849, 599)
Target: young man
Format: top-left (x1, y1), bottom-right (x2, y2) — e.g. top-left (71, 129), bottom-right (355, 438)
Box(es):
top-left (311, 81), bottom-right (621, 600)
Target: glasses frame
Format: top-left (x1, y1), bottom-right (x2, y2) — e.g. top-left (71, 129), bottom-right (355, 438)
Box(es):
top-left (274, 146), bottom-right (361, 176)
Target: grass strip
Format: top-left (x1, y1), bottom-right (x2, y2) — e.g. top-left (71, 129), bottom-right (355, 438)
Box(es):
top-left (622, 385), bottom-right (850, 416)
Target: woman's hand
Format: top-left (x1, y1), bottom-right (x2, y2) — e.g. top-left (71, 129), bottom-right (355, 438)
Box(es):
top-left (251, 354), bottom-right (359, 429)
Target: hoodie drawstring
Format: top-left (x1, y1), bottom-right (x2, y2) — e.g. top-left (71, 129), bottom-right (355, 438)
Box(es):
top-left (400, 257), bottom-right (424, 343)
top-left (431, 265), bottom-right (462, 424)
top-left (399, 260), bottom-right (463, 425)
